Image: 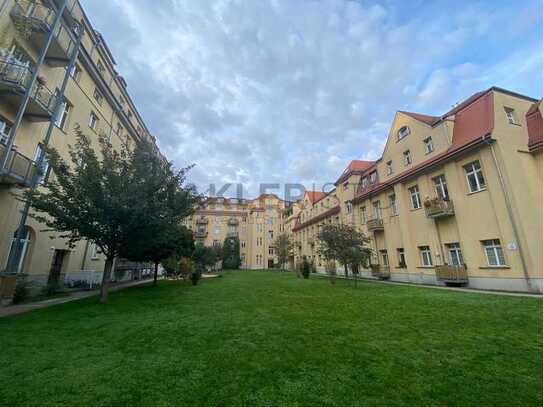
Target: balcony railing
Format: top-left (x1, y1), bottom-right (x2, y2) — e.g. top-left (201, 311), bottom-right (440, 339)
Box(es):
top-left (10, 0), bottom-right (75, 66)
top-left (0, 142), bottom-right (36, 187)
top-left (370, 264), bottom-right (390, 280)
top-left (424, 198), bottom-right (455, 219)
top-left (367, 218), bottom-right (384, 232)
top-left (435, 265), bottom-right (468, 284)
top-left (0, 57), bottom-right (57, 120)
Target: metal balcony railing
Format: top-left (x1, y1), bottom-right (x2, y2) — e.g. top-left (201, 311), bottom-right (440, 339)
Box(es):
top-left (0, 142), bottom-right (36, 187)
top-left (10, 0), bottom-right (75, 66)
top-left (435, 265), bottom-right (468, 284)
top-left (0, 57), bottom-right (57, 119)
top-left (424, 198), bottom-right (455, 219)
top-left (367, 218), bottom-right (384, 232)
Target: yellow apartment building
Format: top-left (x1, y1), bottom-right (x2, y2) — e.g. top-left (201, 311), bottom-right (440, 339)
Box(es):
top-left (289, 87), bottom-right (543, 293)
top-left (184, 194), bottom-right (288, 269)
top-left (0, 0), bottom-right (158, 292)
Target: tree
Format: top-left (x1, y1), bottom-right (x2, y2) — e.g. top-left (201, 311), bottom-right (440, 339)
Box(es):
top-left (120, 224), bottom-right (194, 286)
top-left (316, 224), bottom-right (372, 284)
top-left (25, 129), bottom-right (197, 303)
top-left (222, 236), bottom-right (241, 269)
top-left (273, 233), bottom-right (293, 271)
top-left (192, 243), bottom-right (216, 273)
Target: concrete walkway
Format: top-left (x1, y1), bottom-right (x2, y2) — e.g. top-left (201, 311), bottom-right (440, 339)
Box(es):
top-left (313, 273), bottom-right (543, 299)
top-left (0, 279), bottom-right (153, 318)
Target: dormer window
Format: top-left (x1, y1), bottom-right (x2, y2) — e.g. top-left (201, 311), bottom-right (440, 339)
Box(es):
top-left (504, 107), bottom-right (518, 125)
top-left (398, 126), bottom-right (410, 141)
top-left (361, 177), bottom-right (368, 188)
top-left (386, 161), bottom-right (393, 175)
top-left (369, 171), bottom-right (377, 183)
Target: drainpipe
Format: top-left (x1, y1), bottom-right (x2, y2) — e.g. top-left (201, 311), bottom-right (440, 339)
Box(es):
top-left (485, 138), bottom-right (535, 292)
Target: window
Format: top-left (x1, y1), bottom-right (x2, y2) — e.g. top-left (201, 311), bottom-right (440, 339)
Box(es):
top-left (116, 122), bottom-right (123, 137)
top-left (386, 161), bottom-right (393, 175)
top-left (241, 241), bottom-right (246, 249)
top-left (409, 185), bottom-right (421, 209)
top-left (96, 60), bottom-right (105, 75)
top-left (55, 100), bottom-right (71, 130)
top-left (504, 107), bottom-right (517, 125)
top-left (403, 150), bottom-right (412, 166)
top-left (433, 174), bottom-right (449, 200)
top-left (6, 226), bottom-right (32, 273)
top-left (419, 246), bottom-right (433, 266)
top-left (361, 177), bottom-right (368, 188)
top-left (69, 64), bottom-right (81, 82)
top-left (213, 240), bottom-right (220, 247)
top-left (90, 242), bottom-right (101, 259)
top-left (464, 161), bottom-right (486, 193)
top-left (213, 225), bottom-right (221, 235)
top-left (89, 112), bottom-right (99, 130)
top-left (372, 201), bottom-right (382, 219)
top-left (398, 126), bottom-right (410, 140)
top-left (380, 250), bottom-right (389, 267)
top-left (360, 206), bottom-right (367, 223)
top-left (33, 144), bottom-right (49, 185)
top-left (423, 137), bottom-right (434, 154)
top-left (0, 117), bottom-right (12, 144)
top-left (93, 88), bottom-right (104, 105)
top-left (369, 171), bottom-right (377, 183)
top-left (346, 202), bottom-right (352, 213)
top-left (343, 181), bottom-right (349, 191)
top-left (397, 248), bottom-right (406, 268)
top-left (269, 248), bottom-right (274, 256)
top-left (268, 230), bottom-right (273, 240)
top-left (482, 239), bottom-right (506, 266)
top-left (389, 194), bottom-right (398, 216)
top-left (446, 243), bottom-right (463, 266)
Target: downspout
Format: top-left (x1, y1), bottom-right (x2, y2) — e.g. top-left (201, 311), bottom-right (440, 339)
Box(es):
top-left (485, 138), bottom-right (535, 292)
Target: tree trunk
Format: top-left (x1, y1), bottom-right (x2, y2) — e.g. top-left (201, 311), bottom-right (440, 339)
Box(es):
top-left (100, 257), bottom-right (114, 304)
top-left (344, 264), bottom-right (348, 279)
top-left (153, 261), bottom-right (159, 286)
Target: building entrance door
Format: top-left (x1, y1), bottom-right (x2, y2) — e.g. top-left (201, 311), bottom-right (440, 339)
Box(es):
top-left (48, 249), bottom-right (67, 286)
top-left (267, 259), bottom-right (274, 269)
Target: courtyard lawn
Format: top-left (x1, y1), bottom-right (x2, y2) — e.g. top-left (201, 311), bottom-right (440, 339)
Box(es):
top-left (1, 271), bottom-right (542, 406)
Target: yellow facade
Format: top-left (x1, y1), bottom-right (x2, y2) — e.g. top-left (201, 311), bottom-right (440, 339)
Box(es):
top-left (0, 0), bottom-right (157, 285)
top-left (185, 194), bottom-right (287, 269)
top-left (289, 88), bottom-right (543, 293)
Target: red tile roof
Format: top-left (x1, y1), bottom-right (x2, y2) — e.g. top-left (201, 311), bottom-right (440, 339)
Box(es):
top-left (305, 190), bottom-right (327, 203)
top-left (527, 100), bottom-right (543, 152)
top-left (398, 111), bottom-right (440, 125)
top-left (335, 159), bottom-right (375, 184)
top-left (354, 88), bottom-right (497, 202)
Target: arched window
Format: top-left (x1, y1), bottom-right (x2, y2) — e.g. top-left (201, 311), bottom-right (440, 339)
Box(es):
top-left (398, 126), bottom-right (410, 140)
top-left (5, 226), bottom-right (33, 274)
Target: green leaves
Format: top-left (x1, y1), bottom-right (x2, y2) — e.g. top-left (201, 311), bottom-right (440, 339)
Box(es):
top-left (316, 224), bottom-right (372, 270)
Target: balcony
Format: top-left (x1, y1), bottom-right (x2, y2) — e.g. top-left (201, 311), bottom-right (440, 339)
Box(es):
top-left (0, 142), bottom-right (36, 187)
top-left (194, 230), bottom-right (208, 238)
top-left (0, 57), bottom-right (57, 121)
top-left (370, 264), bottom-right (390, 280)
top-left (196, 217), bottom-right (208, 225)
top-left (10, 0), bottom-right (75, 66)
top-left (227, 231), bottom-right (239, 238)
top-left (367, 218), bottom-right (384, 232)
top-left (435, 265), bottom-right (468, 284)
top-left (424, 198), bottom-right (455, 219)
top-left (227, 218), bottom-right (239, 226)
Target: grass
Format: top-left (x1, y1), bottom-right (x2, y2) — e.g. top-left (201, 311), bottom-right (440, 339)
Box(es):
top-left (1, 270), bottom-right (542, 406)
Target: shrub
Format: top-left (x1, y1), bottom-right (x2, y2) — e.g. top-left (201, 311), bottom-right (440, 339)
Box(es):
top-left (301, 258), bottom-right (310, 279)
top-left (191, 270), bottom-right (201, 286)
top-left (13, 279), bottom-right (29, 304)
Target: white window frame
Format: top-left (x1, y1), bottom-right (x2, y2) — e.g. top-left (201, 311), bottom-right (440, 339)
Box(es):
top-left (464, 161), bottom-right (486, 193)
top-left (403, 150), bottom-right (412, 166)
top-left (398, 126), bottom-right (410, 141)
top-left (504, 107), bottom-right (517, 125)
top-left (89, 112), bottom-right (99, 130)
top-left (419, 246), bottom-right (433, 266)
top-left (423, 136), bottom-right (434, 154)
top-left (433, 174), bottom-right (449, 200)
top-left (409, 185), bottom-right (421, 209)
top-left (33, 144), bottom-right (49, 185)
top-left (372, 201), bottom-right (382, 219)
top-left (380, 250), bottom-right (389, 266)
top-left (0, 117), bottom-right (12, 144)
top-left (55, 99), bottom-right (71, 130)
top-left (360, 206), bottom-right (367, 223)
top-left (482, 239), bottom-right (506, 266)
top-left (397, 248), bottom-right (406, 267)
top-left (369, 171), bottom-right (377, 183)
top-left (446, 243), bottom-right (463, 266)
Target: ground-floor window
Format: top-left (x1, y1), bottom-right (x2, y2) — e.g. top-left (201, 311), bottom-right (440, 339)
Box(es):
top-left (5, 226), bottom-right (32, 274)
top-left (397, 248), bottom-right (406, 268)
top-left (446, 243), bottom-right (463, 266)
top-left (482, 239), bottom-right (506, 266)
top-left (419, 246), bottom-right (433, 266)
top-left (380, 250), bottom-right (389, 266)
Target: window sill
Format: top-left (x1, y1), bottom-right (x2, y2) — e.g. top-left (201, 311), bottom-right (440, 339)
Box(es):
top-left (416, 266), bottom-right (435, 269)
top-left (479, 266), bottom-right (510, 270)
top-left (410, 207), bottom-right (422, 212)
top-left (467, 188), bottom-right (487, 196)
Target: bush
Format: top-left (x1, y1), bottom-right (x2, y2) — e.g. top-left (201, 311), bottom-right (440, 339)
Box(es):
top-left (191, 270), bottom-right (201, 286)
top-left (301, 258), bottom-right (310, 279)
top-left (13, 279), bottom-right (29, 304)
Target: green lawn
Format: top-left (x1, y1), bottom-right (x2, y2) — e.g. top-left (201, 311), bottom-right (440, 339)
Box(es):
top-left (1, 271), bottom-right (542, 406)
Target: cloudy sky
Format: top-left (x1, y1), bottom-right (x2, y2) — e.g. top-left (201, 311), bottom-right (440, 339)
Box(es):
top-left (81, 0), bottom-right (543, 200)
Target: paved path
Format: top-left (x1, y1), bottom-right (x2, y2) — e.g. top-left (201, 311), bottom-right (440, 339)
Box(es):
top-left (313, 273), bottom-right (543, 299)
top-left (0, 279), bottom-right (153, 318)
